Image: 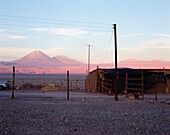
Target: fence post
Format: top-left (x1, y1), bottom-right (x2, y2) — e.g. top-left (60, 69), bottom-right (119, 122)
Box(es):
top-left (125, 73), bottom-right (128, 98)
top-left (155, 75), bottom-right (158, 100)
top-left (11, 66), bottom-right (15, 99)
top-left (42, 72), bottom-right (45, 92)
top-left (67, 71), bottom-right (69, 100)
top-left (76, 80), bottom-right (78, 91)
top-left (142, 71), bottom-right (144, 100)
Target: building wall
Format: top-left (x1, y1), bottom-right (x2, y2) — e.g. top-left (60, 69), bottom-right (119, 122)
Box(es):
top-left (85, 70), bottom-right (98, 93)
top-left (85, 69), bottom-right (104, 93)
top-left (166, 79), bottom-right (170, 94)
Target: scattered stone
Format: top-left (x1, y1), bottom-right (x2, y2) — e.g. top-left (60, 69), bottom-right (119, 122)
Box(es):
top-left (0, 91), bottom-right (169, 135)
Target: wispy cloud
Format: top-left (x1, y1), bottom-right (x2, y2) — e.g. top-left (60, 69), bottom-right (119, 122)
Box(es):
top-left (119, 45), bottom-right (170, 61)
top-left (30, 27), bottom-right (89, 36)
top-left (42, 47), bottom-right (66, 57)
top-left (119, 32), bottom-right (170, 61)
top-left (50, 28), bottom-right (88, 36)
top-left (153, 33), bottom-right (170, 38)
top-left (139, 36), bottom-right (170, 49)
top-left (0, 34), bottom-right (27, 40)
top-left (140, 44), bottom-right (170, 49)
top-left (10, 35), bottom-right (27, 40)
top-left (30, 28), bottom-right (48, 32)
top-left (121, 33), bottom-right (142, 38)
top-left (0, 47), bottom-right (33, 61)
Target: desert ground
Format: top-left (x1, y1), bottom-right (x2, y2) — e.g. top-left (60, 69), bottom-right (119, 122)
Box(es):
top-left (0, 89), bottom-right (170, 135)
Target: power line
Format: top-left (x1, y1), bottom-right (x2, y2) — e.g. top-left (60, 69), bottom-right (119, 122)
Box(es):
top-left (0, 14), bottom-right (113, 32)
top-left (0, 14), bottom-right (110, 26)
top-left (93, 33), bottom-right (113, 65)
top-left (0, 18), bottom-right (111, 29)
top-left (100, 34), bottom-right (113, 64)
top-left (0, 23), bottom-right (112, 33)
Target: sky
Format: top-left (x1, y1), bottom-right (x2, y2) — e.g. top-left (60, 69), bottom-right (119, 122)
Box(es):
top-left (0, 0), bottom-right (170, 64)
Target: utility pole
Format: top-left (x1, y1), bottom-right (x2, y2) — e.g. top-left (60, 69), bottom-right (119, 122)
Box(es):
top-left (86, 44), bottom-right (93, 75)
top-left (113, 24), bottom-right (118, 101)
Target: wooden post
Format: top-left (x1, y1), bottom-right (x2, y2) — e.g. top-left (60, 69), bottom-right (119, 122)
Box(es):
top-left (42, 72), bottom-right (45, 92)
top-left (96, 66), bottom-right (99, 92)
top-left (155, 74), bottom-right (158, 100)
top-left (11, 66), bottom-right (15, 99)
top-left (61, 80), bottom-right (63, 86)
top-left (125, 73), bottom-right (128, 98)
top-left (67, 71), bottom-right (69, 100)
top-left (75, 80), bottom-right (78, 91)
top-left (168, 81), bottom-right (170, 95)
top-left (142, 71), bottom-right (144, 100)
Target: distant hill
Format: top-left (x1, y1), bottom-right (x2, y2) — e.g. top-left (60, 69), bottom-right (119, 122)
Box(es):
top-left (119, 59), bottom-right (170, 69)
top-left (0, 51), bottom-right (170, 74)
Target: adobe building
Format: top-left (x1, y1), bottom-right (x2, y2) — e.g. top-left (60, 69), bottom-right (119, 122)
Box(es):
top-left (85, 68), bottom-right (170, 95)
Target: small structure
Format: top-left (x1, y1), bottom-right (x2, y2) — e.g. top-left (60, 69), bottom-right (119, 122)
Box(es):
top-left (85, 68), bottom-right (170, 96)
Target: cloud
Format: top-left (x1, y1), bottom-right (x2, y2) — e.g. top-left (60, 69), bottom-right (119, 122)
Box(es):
top-left (0, 47), bottom-right (34, 61)
top-left (30, 28), bottom-right (48, 32)
top-left (140, 44), bottom-right (170, 49)
top-left (0, 34), bottom-right (27, 40)
top-left (42, 47), bottom-right (66, 56)
top-left (119, 46), bottom-right (170, 61)
top-left (10, 35), bottom-right (27, 40)
top-left (153, 33), bottom-right (170, 38)
top-left (126, 32), bottom-right (170, 53)
top-left (90, 32), bottom-right (103, 36)
top-left (119, 32), bottom-right (170, 61)
top-left (119, 47), bottom-right (130, 50)
top-left (50, 28), bottom-right (88, 36)
top-left (30, 27), bottom-right (89, 37)
top-left (120, 33), bottom-right (142, 38)
top-left (139, 37), bottom-right (170, 49)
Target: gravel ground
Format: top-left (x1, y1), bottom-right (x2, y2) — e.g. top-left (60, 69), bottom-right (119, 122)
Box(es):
top-left (0, 90), bottom-right (170, 135)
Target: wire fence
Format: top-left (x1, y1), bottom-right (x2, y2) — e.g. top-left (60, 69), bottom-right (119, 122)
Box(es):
top-left (0, 73), bottom-right (85, 91)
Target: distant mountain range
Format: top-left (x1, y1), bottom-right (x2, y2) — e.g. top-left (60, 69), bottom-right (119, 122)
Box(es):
top-left (0, 50), bottom-right (170, 74)
top-left (119, 59), bottom-right (170, 69)
top-left (0, 50), bottom-right (86, 74)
